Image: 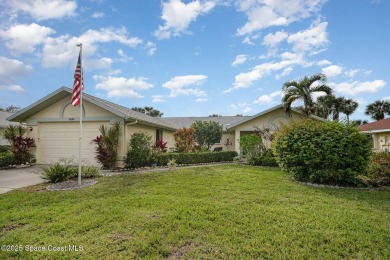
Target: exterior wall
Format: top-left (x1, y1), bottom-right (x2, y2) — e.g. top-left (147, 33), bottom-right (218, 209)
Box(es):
top-left (232, 108), bottom-right (307, 153)
top-left (371, 132), bottom-right (390, 151)
top-left (23, 96), bottom-right (124, 165)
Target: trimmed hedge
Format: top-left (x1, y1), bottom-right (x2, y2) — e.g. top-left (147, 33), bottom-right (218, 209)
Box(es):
top-left (155, 151), bottom-right (238, 166)
top-left (0, 152), bottom-right (16, 167)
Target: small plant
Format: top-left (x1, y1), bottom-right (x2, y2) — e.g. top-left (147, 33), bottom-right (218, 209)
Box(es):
top-left (167, 158), bottom-right (177, 169)
top-left (0, 151), bottom-right (16, 167)
top-left (41, 163), bottom-right (74, 183)
top-left (80, 165), bottom-right (101, 178)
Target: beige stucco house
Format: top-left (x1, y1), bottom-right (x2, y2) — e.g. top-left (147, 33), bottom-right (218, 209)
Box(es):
top-left (7, 87), bottom-right (321, 165)
top-left (358, 118), bottom-right (390, 152)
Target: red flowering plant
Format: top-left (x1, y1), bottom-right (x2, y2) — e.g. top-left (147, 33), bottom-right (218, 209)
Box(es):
top-left (153, 139), bottom-right (168, 153)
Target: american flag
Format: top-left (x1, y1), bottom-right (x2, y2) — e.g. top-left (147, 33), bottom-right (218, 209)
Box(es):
top-left (71, 49), bottom-right (84, 106)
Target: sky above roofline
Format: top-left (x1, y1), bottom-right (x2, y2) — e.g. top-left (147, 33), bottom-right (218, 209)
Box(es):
top-left (0, 0), bottom-right (389, 121)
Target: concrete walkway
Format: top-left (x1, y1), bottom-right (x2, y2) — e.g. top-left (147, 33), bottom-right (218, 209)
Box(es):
top-left (0, 165), bottom-right (45, 194)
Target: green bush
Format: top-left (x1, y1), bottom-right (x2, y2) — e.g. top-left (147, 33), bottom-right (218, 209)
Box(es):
top-left (0, 145), bottom-right (10, 153)
top-left (125, 132), bottom-right (153, 168)
top-left (366, 152), bottom-right (390, 186)
top-left (71, 165), bottom-right (101, 178)
top-left (0, 152), bottom-right (16, 167)
top-left (154, 151), bottom-right (238, 166)
top-left (272, 119), bottom-right (372, 186)
top-left (248, 148), bottom-right (278, 167)
top-left (41, 163), bottom-right (75, 183)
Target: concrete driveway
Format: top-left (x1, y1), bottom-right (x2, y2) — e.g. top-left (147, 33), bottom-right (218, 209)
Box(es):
top-left (0, 165), bottom-right (45, 194)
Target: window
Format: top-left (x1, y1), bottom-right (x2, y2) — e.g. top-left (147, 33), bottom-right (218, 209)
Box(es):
top-left (156, 129), bottom-right (163, 142)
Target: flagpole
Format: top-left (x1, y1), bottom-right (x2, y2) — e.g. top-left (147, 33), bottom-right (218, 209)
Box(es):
top-left (77, 43), bottom-right (83, 186)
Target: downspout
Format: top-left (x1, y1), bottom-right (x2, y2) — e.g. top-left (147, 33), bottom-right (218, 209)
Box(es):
top-left (123, 119), bottom-right (138, 161)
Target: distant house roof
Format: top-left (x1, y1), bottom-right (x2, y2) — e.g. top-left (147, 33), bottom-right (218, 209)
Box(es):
top-left (0, 111), bottom-right (17, 127)
top-left (7, 87), bottom-right (324, 132)
top-left (358, 118), bottom-right (390, 132)
top-left (163, 116), bottom-right (249, 130)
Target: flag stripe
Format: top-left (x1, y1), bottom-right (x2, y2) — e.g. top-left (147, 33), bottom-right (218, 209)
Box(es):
top-left (72, 51), bottom-right (84, 106)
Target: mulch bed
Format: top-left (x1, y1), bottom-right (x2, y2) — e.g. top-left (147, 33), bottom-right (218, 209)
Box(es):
top-left (47, 179), bottom-right (97, 191)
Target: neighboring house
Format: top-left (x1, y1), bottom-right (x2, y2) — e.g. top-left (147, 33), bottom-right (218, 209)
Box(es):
top-left (358, 118), bottom-right (390, 151)
top-left (0, 111), bottom-right (18, 146)
top-left (7, 87), bottom-right (322, 165)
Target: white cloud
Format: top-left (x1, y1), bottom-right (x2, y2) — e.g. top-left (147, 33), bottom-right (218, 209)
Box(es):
top-left (145, 41), bottom-right (157, 56)
top-left (92, 11), bottom-right (105, 18)
top-left (317, 59), bottom-right (331, 66)
top-left (152, 95), bottom-right (167, 103)
top-left (275, 66), bottom-right (293, 80)
top-left (236, 0), bottom-right (327, 35)
top-left (42, 27), bottom-right (142, 68)
top-left (262, 31), bottom-right (288, 47)
top-left (0, 56), bottom-right (32, 94)
top-left (94, 75), bottom-right (153, 99)
top-left (225, 58), bottom-right (300, 93)
top-left (231, 54), bottom-right (249, 67)
top-left (0, 23), bottom-right (55, 53)
top-left (321, 64), bottom-right (343, 78)
top-left (163, 75), bottom-right (207, 97)
top-left (196, 98), bottom-right (208, 102)
top-left (117, 49), bottom-right (133, 63)
top-left (332, 80), bottom-right (386, 95)
top-left (344, 69), bottom-right (358, 78)
top-left (154, 0), bottom-right (216, 39)
top-left (230, 102), bottom-right (252, 113)
top-left (253, 90), bottom-right (282, 104)
top-left (287, 20), bottom-right (328, 54)
top-left (0, 56), bottom-right (32, 82)
top-left (0, 84), bottom-right (28, 93)
top-left (85, 57), bottom-right (113, 70)
top-left (3, 0), bottom-right (76, 20)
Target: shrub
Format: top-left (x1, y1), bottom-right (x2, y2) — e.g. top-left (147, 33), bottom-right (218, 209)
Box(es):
top-left (174, 127), bottom-right (197, 153)
top-left (0, 152), bottom-right (16, 167)
top-left (272, 119), bottom-right (372, 186)
top-left (125, 131), bottom-right (152, 168)
top-left (11, 136), bottom-right (35, 164)
top-left (0, 145), bottom-right (10, 153)
top-left (248, 148), bottom-right (278, 167)
top-left (366, 152), bottom-right (390, 186)
top-left (92, 122), bottom-right (122, 169)
top-left (155, 151), bottom-right (237, 166)
top-left (41, 163), bottom-right (75, 183)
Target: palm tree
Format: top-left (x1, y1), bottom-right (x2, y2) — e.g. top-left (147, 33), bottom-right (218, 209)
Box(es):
top-left (315, 94), bottom-right (336, 119)
top-left (98, 122), bottom-right (122, 169)
top-left (2, 125), bottom-right (27, 146)
top-left (365, 100), bottom-right (390, 121)
top-left (341, 99), bottom-right (358, 123)
top-left (132, 106), bottom-right (163, 117)
top-left (282, 73), bottom-right (333, 116)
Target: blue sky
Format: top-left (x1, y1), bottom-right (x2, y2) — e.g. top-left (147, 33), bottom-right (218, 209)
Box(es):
top-left (0, 0), bottom-right (389, 121)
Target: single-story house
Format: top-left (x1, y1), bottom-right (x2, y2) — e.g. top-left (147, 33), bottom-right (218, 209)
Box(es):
top-left (0, 111), bottom-right (19, 146)
top-left (358, 118), bottom-right (390, 152)
top-left (7, 86), bottom-right (322, 165)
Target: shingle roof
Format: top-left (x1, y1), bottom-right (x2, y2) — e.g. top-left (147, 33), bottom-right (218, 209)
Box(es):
top-left (0, 111), bottom-right (18, 127)
top-left (358, 118), bottom-right (390, 132)
top-left (163, 116), bottom-right (250, 130)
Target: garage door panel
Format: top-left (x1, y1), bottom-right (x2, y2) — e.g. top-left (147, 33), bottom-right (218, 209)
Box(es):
top-left (38, 122), bottom-right (108, 165)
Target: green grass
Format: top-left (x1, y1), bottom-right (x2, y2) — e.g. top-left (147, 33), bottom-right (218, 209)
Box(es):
top-left (1, 165), bottom-right (389, 259)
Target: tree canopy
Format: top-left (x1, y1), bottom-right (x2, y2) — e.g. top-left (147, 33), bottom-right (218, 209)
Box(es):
top-left (191, 121), bottom-right (223, 150)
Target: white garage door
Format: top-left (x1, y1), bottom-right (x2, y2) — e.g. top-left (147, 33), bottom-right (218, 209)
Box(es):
top-left (38, 122), bottom-right (108, 165)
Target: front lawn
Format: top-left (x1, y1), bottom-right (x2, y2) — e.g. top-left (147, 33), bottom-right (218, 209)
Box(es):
top-left (1, 165), bottom-right (389, 259)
